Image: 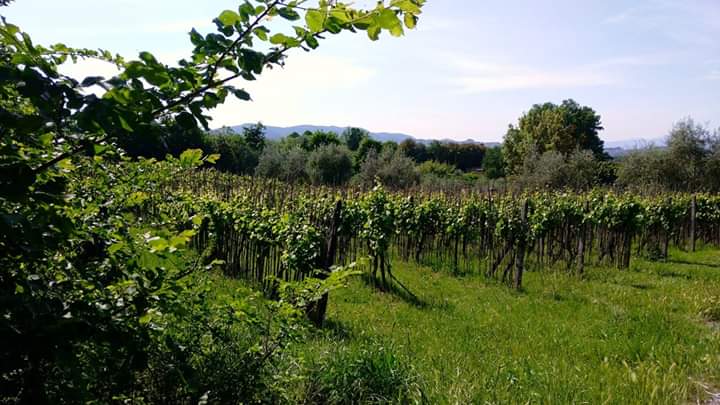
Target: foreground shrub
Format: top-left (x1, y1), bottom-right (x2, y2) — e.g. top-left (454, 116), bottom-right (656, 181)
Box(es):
top-left (139, 281), bottom-right (303, 404)
top-left (304, 340), bottom-right (423, 404)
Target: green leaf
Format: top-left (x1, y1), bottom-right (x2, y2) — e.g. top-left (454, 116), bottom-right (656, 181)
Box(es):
top-left (306, 35), bottom-right (319, 49)
top-left (253, 27), bottom-right (268, 41)
top-left (148, 237), bottom-right (169, 252)
top-left (93, 144), bottom-right (109, 155)
top-left (108, 242), bottom-right (125, 255)
top-left (391, 0), bottom-right (422, 14)
top-left (189, 28), bottom-right (204, 45)
top-left (277, 7), bottom-right (300, 21)
top-left (176, 112), bottom-right (197, 130)
top-left (217, 10), bottom-right (240, 27)
top-left (205, 154), bottom-right (221, 164)
top-left (231, 88), bottom-right (251, 101)
top-left (139, 51), bottom-right (158, 65)
top-left (270, 33), bottom-right (290, 45)
top-left (367, 24), bottom-right (381, 41)
top-left (179, 148), bottom-right (204, 168)
top-left (306, 9), bottom-right (325, 33)
top-left (117, 115), bottom-right (134, 132)
top-left (81, 76), bottom-right (105, 87)
top-left (377, 9), bottom-right (403, 36)
top-left (404, 13), bottom-right (417, 29)
top-left (238, 3), bottom-right (256, 22)
top-left (38, 133), bottom-right (53, 146)
top-left (238, 49), bottom-right (265, 74)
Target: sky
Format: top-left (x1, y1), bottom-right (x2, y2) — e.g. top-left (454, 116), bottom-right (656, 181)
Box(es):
top-left (3, 0), bottom-right (719, 142)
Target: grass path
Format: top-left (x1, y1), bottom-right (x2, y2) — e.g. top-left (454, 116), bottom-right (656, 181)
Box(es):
top-left (324, 249), bottom-right (720, 404)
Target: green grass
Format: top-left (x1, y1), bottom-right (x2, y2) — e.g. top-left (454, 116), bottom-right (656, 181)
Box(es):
top-left (319, 248), bottom-right (720, 404)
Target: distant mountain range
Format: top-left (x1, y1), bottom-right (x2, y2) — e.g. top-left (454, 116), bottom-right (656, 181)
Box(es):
top-left (219, 124), bottom-right (502, 148)
top-left (604, 138), bottom-right (665, 149)
top-left (217, 123), bottom-right (666, 157)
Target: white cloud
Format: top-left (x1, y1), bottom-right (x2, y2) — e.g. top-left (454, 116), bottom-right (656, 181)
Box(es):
top-left (58, 51), bottom-right (186, 82)
top-left (705, 70), bottom-right (720, 81)
top-left (443, 53), bottom-right (677, 94)
top-left (446, 57), bottom-right (618, 94)
top-left (589, 55), bottom-right (670, 68)
top-left (452, 70), bottom-right (615, 93)
top-left (56, 51), bottom-right (376, 128)
top-left (600, 1), bottom-right (719, 46)
top-left (210, 53), bottom-right (376, 127)
top-left (59, 59), bottom-right (121, 81)
top-left (602, 9), bottom-right (636, 25)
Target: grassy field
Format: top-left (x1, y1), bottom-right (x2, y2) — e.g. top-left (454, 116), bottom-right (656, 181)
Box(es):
top-left (317, 248), bottom-right (720, 404)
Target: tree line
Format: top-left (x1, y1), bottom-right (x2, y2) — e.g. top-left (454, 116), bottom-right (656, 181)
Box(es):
top-left (118, 97), bottom-right (720, 194)
top-left (117, 121), bottom-right (493, 189)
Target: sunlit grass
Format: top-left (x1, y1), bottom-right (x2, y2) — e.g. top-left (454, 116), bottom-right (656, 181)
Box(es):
top-left (322, 248), bottom-right (720, 404)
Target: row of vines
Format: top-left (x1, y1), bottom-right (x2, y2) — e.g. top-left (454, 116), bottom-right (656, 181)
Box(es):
top-left (146, 170), bottom-right (720, 299)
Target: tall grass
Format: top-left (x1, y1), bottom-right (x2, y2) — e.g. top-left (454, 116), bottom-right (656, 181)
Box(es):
top-left (322, 248), bottom-right (720, 404)
top-left (301, 338), bottom-right (424, 404)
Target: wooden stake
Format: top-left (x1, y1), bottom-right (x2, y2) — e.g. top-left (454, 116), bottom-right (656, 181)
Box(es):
top-left (514, 199), bottom-right (529, 289)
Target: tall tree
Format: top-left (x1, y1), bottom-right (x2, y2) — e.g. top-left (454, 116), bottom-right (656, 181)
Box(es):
top-left (342, 127), bottom-right (369, 151)
top-left (302, 130), bottom-right (341, 151)
top-left (242, 122), bottom-right (266, 151)
top-left (483, 147), bottom-right (505, 179)
top-left (503, 99), bottom-right (606, 174)
top-left (398, 138), bottom-right (427, 162)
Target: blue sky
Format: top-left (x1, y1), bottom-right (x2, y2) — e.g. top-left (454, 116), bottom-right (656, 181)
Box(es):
top-left (3, 0), bottom-right (719, 142)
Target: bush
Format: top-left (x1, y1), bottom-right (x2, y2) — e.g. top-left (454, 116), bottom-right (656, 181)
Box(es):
top-left (0, 152), bottom-right (304, 404)
top-left (564, 149), bottom-right (601, 190)
top-left (140, 280), bottom-right (302, 404)
top-left (255, 145), bottom-right (309, 183)
top-left (356, 149), bottom-right (419, 189)
top-left (616, 146), bottom-right (671, 192)
top-left (304, 340), bottom-right (423, 404)
top-left (203, 133), bottom-right (260, 174)
top-left (307, 145), bottom-right (354, 186)
top-left (417, 160), bottom-right (460, 178)
top-left (515, 149), bottom-right (601, 190)
top-left (255, 144), bottom-right (286, 179)
top-left (616, 119), bottom-right (720, 192)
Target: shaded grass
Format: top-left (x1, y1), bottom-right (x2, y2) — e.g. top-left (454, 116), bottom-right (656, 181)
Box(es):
top-left (322, 248), bottom-right (720, 404)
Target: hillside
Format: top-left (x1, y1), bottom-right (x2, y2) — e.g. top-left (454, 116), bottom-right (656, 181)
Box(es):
top-left (220, 123), bottom-right (502, 147)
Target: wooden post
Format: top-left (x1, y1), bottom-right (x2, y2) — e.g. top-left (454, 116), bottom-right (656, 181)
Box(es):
top-left (690, 195), bottom-right (697, 252)
top-left (513, 199), bottom-right (529, 289)
top-left (308, 199), bottom-right (342, 328)
top-left (577, 201), bottom-right (589, 277)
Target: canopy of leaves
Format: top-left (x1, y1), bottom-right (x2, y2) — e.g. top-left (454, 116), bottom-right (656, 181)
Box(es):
top-left (483, 146), bottom-right (505, 179)
top-left (503, 99), bottom-right (607, 174)
top-left (617, 118), bottom-right (720, 192)
top-left (399, 139), bottom-right (486, 171)
top-left (356, 148), bottom-right (419, 188)
top-left (307, 144), bottom-right (354, 185)
top-left (342, 127), bottom-right (370, 151)
top-left (0, 0), bottom-right (426, 401)
top-left (515, 149), bottom-right (602, 191)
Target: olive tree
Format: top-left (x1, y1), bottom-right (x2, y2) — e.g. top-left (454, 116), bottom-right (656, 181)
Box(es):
top-left (307, 144), bottom-right (354, 185)
top-left (616, 118), bottom-right (718, 192)
top-left (356, 148), bottom-right (419, 188)
top-left (516, 149), bottom-right (601, 191)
